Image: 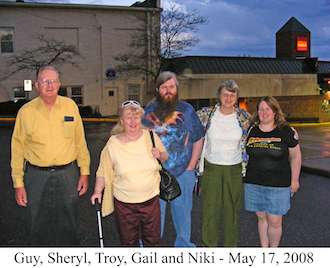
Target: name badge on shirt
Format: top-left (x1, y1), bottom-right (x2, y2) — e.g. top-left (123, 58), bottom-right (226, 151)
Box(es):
top-left (64, 116), bottom-right (74, 122)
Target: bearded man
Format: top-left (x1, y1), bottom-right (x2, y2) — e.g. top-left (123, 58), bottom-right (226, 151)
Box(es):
top-left (142, 71), bottom-right (205, 247)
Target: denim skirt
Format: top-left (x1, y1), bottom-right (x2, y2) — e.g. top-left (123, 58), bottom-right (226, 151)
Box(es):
top-left (244, 183), bottom-right (291, 215)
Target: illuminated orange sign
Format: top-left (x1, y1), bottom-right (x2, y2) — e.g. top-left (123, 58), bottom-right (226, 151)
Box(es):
top-left (297, 36), bottom-right (308, 51)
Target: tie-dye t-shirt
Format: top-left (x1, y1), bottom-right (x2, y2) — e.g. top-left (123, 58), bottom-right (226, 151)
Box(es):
top-left (142, 100), bottom-right (205, 177)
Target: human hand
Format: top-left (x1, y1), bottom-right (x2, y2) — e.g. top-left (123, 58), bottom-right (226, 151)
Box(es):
top-left (77, 175), bottom-right (89, 196)
top-left (151, 147), bottom-right (161, 159)
top-left (291, 180), bottom-right (300, 194)
top-left (90, 193), bottom-right (102, 205)
top-left (15, 187), bottom-right (27, 207)
top-left (291, 127), bottom-right (299, 140)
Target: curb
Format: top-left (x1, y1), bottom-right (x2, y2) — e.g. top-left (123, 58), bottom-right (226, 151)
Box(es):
top-left (291, 122), bottom-right (330, 127)
top-left (301, 165), bottom-right (330, 178)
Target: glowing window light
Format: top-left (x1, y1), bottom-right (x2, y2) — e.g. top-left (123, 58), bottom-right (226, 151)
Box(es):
top-left (297, 36), bottom-right (308, 51)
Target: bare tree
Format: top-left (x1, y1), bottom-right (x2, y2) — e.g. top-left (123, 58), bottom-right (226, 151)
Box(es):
top-left (114, 0), bottom-right (208, 82)
top-left (0, 34), bottom-right (83, 82)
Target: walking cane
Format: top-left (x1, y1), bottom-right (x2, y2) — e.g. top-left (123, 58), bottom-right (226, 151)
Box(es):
top-left (94, 199), bottom-right (104, 248)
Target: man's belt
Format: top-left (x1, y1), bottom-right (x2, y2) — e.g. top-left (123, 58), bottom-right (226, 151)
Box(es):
top-left (26, 161), bottom-right (74, 171)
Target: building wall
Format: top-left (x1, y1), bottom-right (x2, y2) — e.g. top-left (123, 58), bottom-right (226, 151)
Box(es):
top-left (179, 72), bottom-right (329, 122)
top-left (276, 32), bottom-right (310, 59)
top-left (0, 3), bottom-right (159, 116)
top-left (178, 73), bottom-right (319, 100)
top-left (246, 93), bottom-right (330, 123)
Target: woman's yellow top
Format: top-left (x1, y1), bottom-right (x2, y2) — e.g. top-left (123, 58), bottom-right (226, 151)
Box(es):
top-left (96, 129), bottom-right (166, 217)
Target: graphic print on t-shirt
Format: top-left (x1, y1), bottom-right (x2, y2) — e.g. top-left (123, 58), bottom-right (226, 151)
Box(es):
top-left (142, 101), bottom-right (205, 178)
top-left (144, 110), bottom-right (190, 176)
top-left (247, 137), bottom-right (282, 150)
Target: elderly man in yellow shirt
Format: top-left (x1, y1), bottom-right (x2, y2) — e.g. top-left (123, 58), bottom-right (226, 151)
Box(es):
top-left (11, 66), bottom-right (90, 245)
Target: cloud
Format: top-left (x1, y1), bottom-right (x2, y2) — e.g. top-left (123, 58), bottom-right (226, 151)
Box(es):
top-left (4, 0), bottom-right (330, 60)
top-left (180, 0), bottom-right (330, 60)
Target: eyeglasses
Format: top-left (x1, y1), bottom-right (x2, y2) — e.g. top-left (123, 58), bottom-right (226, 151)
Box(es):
top-left (38, 79), bottom-right (59, 86)
top-left (121, 100), bottom-right (141, 108)
top-left (221, 93), bottom-right (237, 99)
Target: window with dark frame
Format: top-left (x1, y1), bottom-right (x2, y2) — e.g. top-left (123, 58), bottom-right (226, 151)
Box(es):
top-left (71, 86), bottom-right (82, 105)
top-left (57, 86), bottom-right (83, 105)
top-left (58, 87), bottom-right (68, 96)
top-left (0, 28), bottom-right (14, 53)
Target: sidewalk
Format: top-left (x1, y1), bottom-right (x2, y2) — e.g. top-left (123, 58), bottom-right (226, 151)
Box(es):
top-left (302, 158), bottom-right (330, 178)
top-left (293, 122), bottom-right (330, 178)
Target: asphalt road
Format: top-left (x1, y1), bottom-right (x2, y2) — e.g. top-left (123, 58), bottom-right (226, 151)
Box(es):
top-left (0, 121), bottom-right (330, 247)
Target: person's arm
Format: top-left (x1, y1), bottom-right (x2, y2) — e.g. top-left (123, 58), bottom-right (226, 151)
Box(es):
top-left (11, 110), bottom-right (28, 206)
top-left (75, 117), bottom-right (90, 196)
top-left (74, 105), bottom-right (91, 177)
top-left (152, 131), bottom-right (169, 164)
top-left (91, 141), bottom-right (113, 205)
top-left (11, 110), bottom-right (27, 189)
top-left (90, 176), bottom-right (105, 205)
top-left (289, 144), bottom-right (302, 193)
top-left (186, 137), bottom-right (204, 170)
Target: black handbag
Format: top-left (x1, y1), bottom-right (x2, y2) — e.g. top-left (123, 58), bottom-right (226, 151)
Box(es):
top-left (149, 131), bottom-right (181, 202)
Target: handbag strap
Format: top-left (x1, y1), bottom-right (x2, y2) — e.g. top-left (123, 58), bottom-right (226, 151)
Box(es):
top-left (149, 130), bottom-right (162, 165)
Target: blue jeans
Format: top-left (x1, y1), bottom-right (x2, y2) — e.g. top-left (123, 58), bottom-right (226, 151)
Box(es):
top-left (160, 169), bottom-right (196, 247)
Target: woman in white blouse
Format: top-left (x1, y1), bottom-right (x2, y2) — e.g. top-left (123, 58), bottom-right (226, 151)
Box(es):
top-left (197, 80), bottom-right (251, 247)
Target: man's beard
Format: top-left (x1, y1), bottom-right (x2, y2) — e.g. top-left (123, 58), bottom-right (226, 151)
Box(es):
top-left (155, 92), bottom-right (179, 120)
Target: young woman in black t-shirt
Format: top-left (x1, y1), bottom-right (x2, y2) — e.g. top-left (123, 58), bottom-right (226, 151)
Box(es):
top-left (244, 96), bottom-right (301, 247)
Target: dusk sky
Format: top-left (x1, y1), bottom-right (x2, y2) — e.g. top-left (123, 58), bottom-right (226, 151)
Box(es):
top-left (3, 0), bottom-right (330, 61)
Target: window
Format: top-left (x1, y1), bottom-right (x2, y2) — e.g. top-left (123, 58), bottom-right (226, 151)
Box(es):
top-left (58, 87), bottom-right (67, 97)
top-left (128, 84), bottom-right (140, 102)
top-left (71, 87), bottom-right (82, 105)
top-left (1, 28), bottom-right (13, 53)
top-left (297, 36), bottom-right (308, 52)
top-left (58, 86), bottom-right (83, 106)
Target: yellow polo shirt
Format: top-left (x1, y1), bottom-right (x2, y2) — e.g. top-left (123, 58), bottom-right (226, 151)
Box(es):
top-left (11, 96), bottom-right (90, 188)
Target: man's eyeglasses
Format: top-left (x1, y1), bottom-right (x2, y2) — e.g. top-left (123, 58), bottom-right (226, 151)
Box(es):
top-left (38, 79), bottom-right (59, 86)
top-left (121, 100), bottom-right (141, 108)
